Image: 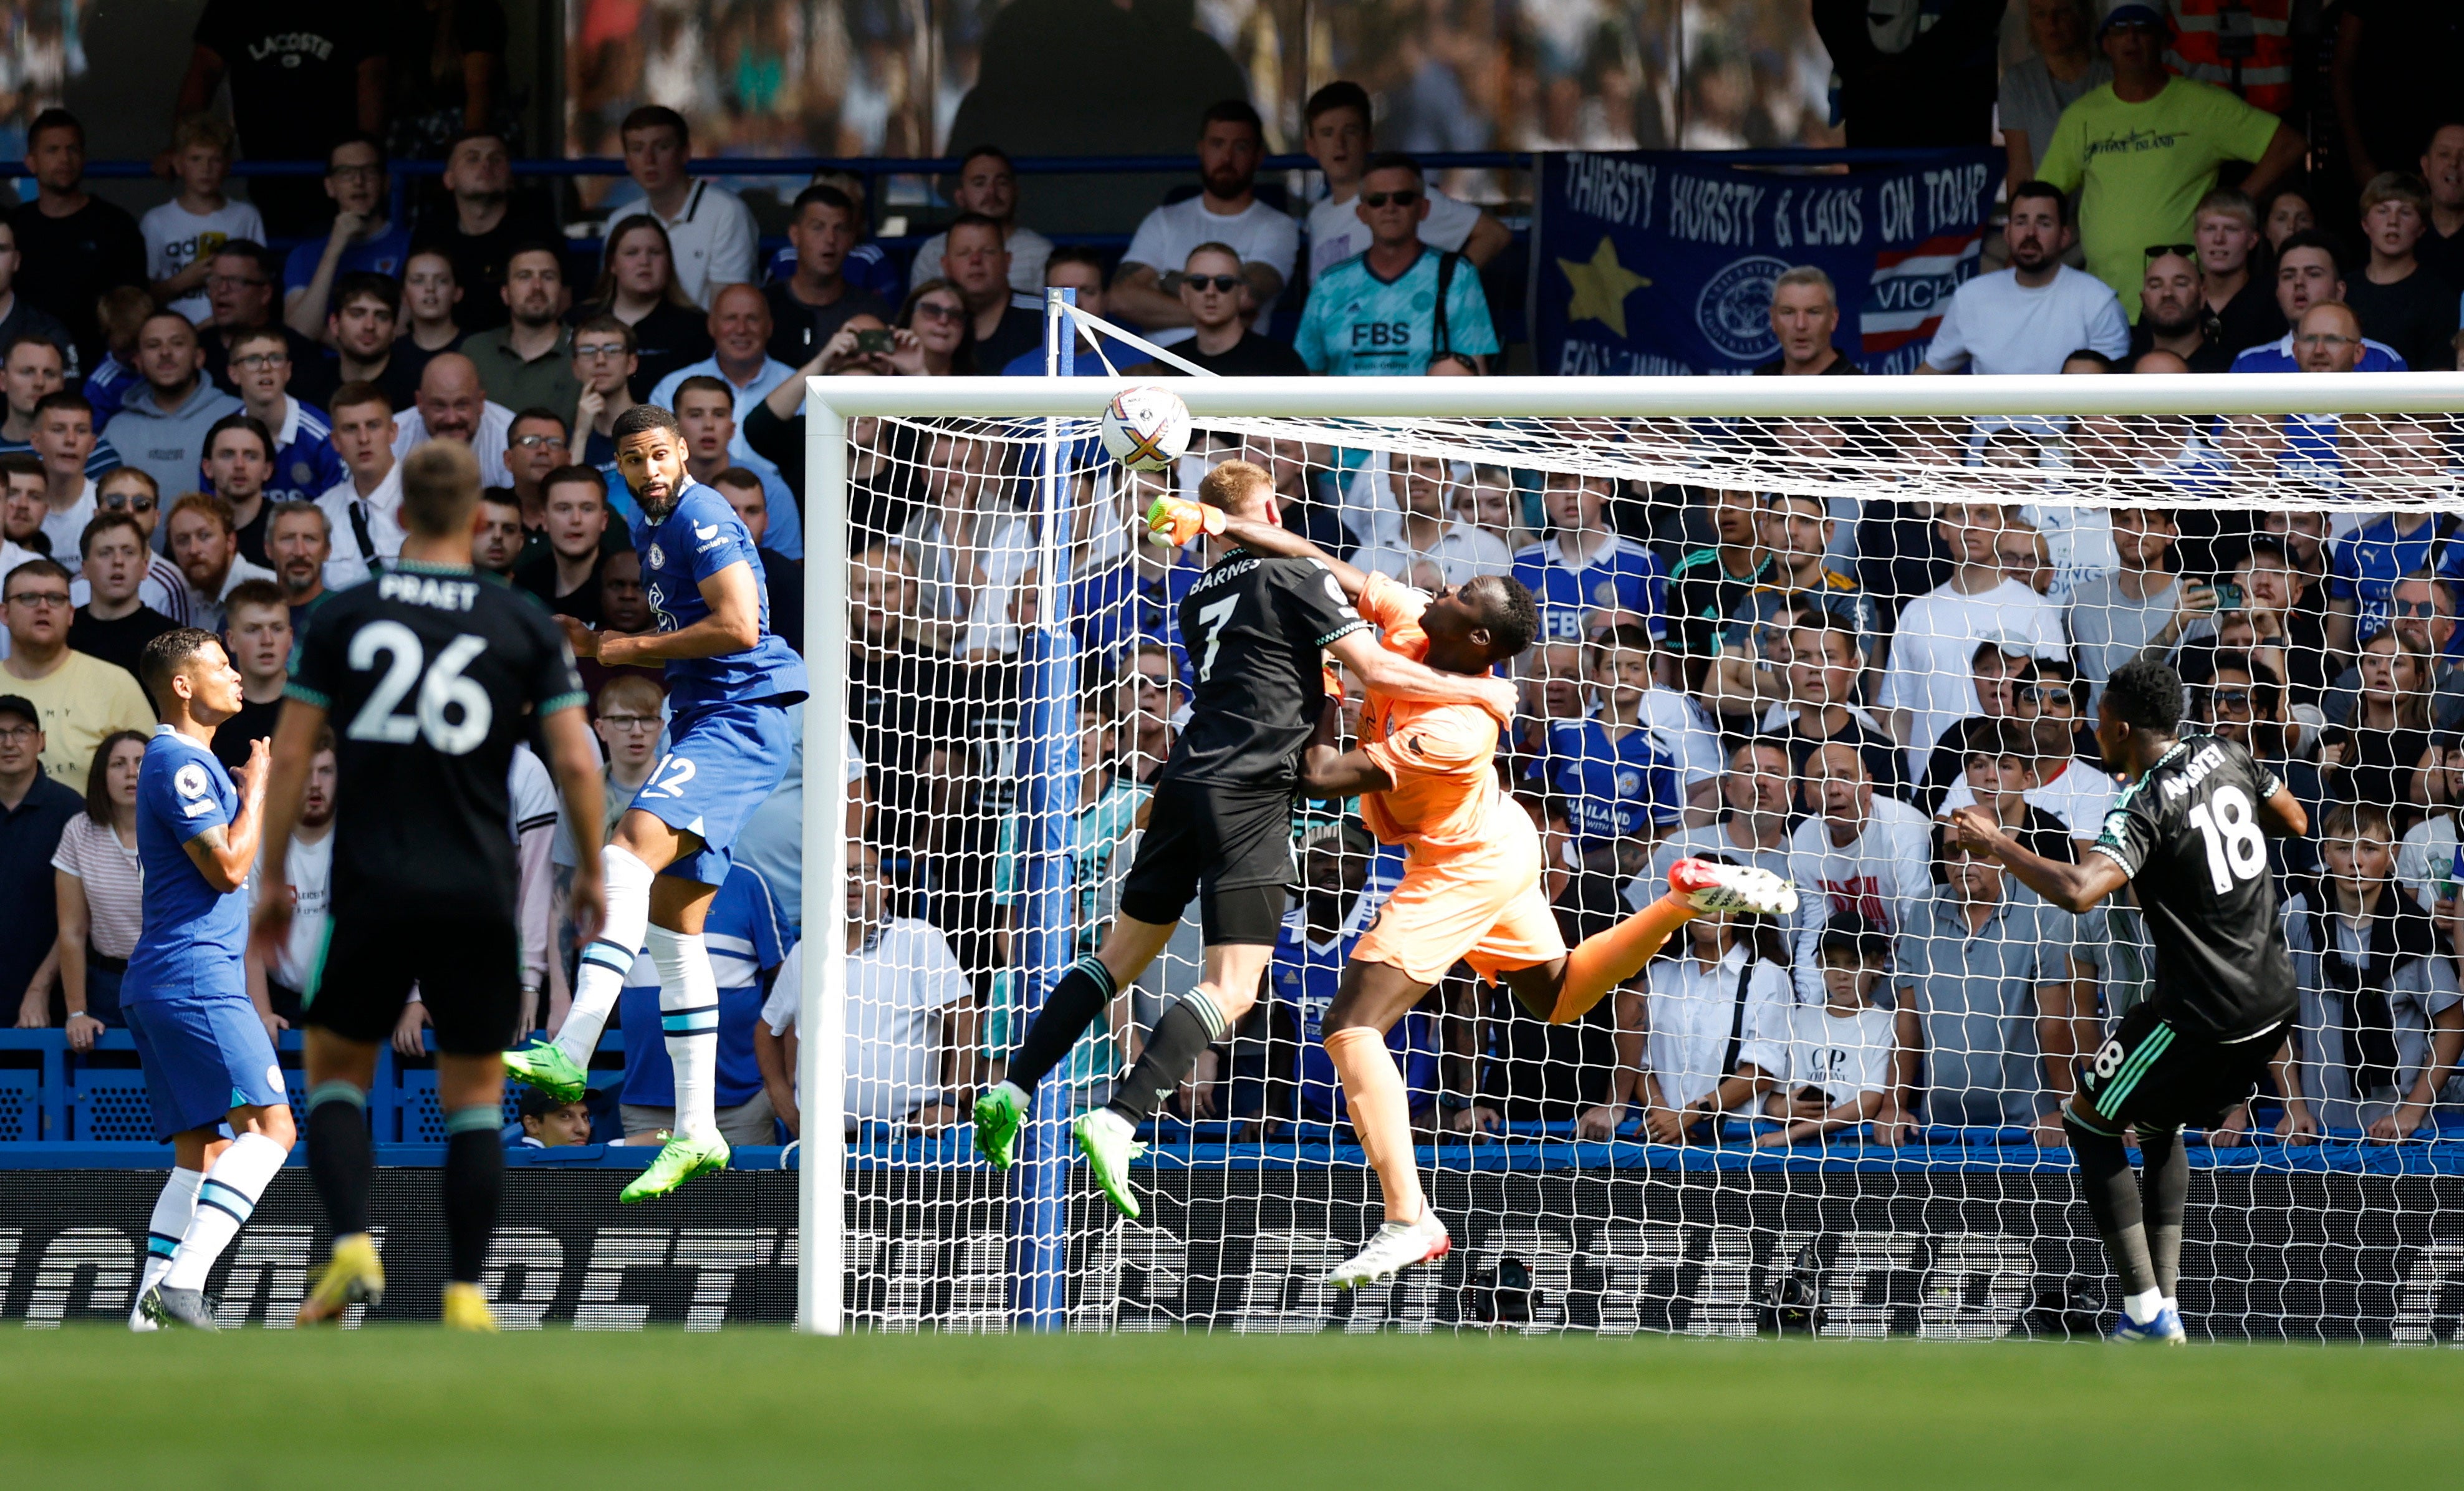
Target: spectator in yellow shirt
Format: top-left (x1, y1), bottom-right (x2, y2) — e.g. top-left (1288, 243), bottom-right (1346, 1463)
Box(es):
top-left (0, 557), bottom-right (154, 783)
top-left (2036, 4), bottom-right (2306, 318)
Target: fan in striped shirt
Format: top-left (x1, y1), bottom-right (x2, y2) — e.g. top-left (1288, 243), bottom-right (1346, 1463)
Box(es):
top-left (49, 729), bottom-right (150, 1043)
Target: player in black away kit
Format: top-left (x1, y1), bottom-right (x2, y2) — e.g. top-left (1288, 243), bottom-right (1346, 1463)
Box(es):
top-left (1950, 657), bottom-right (2308, 1344)
top-left (252, 442), bottom-right (609, 1329)
top-left (971, 458), bottom-right (1518, 1218)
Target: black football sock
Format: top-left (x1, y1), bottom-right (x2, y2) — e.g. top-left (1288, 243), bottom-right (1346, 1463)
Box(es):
top-left (2139, 1127), bottom-right (2191, 1301)
top-left (2066, 1112), bottom-right (2158, 1301)
top-left (442, 1110), bottom-right (504, 1285)
top-left (1105, 988), bottom-right (1229, 1125)
top-left (306, 1082), bottom-right (373, 1238)
top-left (1004, 955), bottom-right (1117, 1096)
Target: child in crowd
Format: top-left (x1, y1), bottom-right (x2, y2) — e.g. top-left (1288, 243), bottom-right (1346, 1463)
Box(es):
top-left (2277, 803), bottom-right (2463, 1142)
top-left (141, 115), bottom-right (264, 325)
top-left (1533, 622), bottom-right (1685, 877)
top-left (1757, 919), bottom-right (1897, 1147)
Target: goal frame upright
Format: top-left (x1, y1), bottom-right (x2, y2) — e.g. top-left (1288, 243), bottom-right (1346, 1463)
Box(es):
top-left (795, 369), bottom-right (2464, 1336)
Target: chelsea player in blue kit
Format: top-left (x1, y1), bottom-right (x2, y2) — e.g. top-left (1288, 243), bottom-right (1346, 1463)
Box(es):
top-left (127, 627), bottom-right (296, 1330)
top-left (504, 405), bottom-right (807, 1201)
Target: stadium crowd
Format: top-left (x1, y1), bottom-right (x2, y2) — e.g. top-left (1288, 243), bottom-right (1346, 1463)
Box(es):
top-left (4, 0), bottom-right (2464, 1151)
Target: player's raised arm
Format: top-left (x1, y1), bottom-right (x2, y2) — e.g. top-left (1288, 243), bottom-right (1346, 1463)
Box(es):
top-left (1190, 506), bottom-right (1374, 602)
top-left (1324, 628), bottom-right (1518, 721)
top-left (186, 735), bottom-right (269, 894)
top-left (1945, 804), bottom-right (2129, 915)
top-left (572, 561), bottom-right (764, 665)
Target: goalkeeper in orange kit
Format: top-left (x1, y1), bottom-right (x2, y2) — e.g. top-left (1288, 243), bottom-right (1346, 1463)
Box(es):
top-left (1151, 493), bottom-right (1797, 1287)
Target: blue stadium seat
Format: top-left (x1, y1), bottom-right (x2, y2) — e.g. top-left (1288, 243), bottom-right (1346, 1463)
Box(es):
top-left (0, 1069), bottom-right (37, 1142)
top-left (394, 1071), bottom-right (524, 1143)
top-left (72, 1071), bottom-right (158, 1142)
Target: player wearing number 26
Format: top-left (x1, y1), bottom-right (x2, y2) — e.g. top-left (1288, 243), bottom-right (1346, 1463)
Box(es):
top-left (1947, 657), bottom-right (2306, 1346)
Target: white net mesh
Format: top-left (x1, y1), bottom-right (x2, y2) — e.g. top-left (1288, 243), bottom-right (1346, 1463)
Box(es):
top-left (824, 390), bottom-right (2464, 1341)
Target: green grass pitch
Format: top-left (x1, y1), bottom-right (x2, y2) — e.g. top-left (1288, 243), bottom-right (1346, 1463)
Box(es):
top-left (4, 1330), bottom-right (2462, 1487)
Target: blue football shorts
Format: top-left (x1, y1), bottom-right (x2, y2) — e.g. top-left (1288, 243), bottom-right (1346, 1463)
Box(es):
top-left (625, 699), bottom-right (794, 887)
top-left (125, 987), bottom-right (286, 1142)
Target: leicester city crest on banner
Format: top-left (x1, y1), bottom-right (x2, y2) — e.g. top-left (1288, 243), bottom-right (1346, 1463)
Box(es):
top-left (1696, 256), bottom-right (1793, 362)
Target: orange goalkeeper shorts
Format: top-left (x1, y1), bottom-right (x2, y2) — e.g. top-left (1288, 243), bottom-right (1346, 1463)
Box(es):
top-left (1350, 814), bottom-right (1567, 985)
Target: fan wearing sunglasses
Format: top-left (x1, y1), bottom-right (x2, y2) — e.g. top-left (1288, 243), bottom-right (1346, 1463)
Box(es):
top-left (1295, 152), bottom-right (1500, 378)
top-left (67, 468), bottom-right (188, 625)
top-left (1153, 244), bottom-right (1306, 377)
top-left (2127, 246), bottom-right (2230, 372)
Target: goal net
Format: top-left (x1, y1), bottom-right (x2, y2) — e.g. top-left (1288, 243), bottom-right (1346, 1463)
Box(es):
top-left (796, 347), bottom-right (2464, 1342)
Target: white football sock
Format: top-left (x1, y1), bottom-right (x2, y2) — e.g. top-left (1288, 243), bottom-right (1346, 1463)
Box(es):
top-left (163, 1133), bottom-right (287, 1291)
top-left (135, 1168), bottom-right (203, 1315)
top-left (2123, 1287), bottom-right (2165, 1326)
top-left (649, 925), bottom-right (721, 1144)
top-left (556, 843), bottom-right (655, 1064)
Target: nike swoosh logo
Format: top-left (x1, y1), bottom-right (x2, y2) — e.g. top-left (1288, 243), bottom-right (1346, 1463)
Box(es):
top-left (693, 522), bottom-right (719, 539)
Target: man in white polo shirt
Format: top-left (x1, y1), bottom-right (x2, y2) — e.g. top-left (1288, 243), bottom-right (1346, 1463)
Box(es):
top-left (1917, 181), bottom-right (2129, 375)
top-left (602, 107), bottom-right (758, 310)
top-left (1298, 80), bottom-right (1507, 281)
top-left (1108, 100), bottom-right (1300, 348)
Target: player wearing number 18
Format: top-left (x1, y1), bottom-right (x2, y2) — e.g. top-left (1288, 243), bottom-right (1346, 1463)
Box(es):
top-left (1947, 657), bottom-right (2307, 1346)
top-left (254, 441), bottom-right (610, 1329)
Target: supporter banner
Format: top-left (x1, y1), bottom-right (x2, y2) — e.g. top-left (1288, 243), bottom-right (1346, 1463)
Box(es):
top-left (8, 1167), bottom-right (2463, 1339)
top-left (1534, 148), bottom-right (2002, 377)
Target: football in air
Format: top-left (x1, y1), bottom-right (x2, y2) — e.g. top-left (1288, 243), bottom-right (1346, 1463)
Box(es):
top-left (1100, 385), bottom-right (1193, 471)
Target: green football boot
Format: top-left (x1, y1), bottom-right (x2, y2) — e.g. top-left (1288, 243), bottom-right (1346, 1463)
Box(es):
top-left (501, 1040), bottom-right (588, 1103)
top-left (1072, 1108), bottom-right (1147, 1220)
top-left (619, 1132), bottom-right (731, 1204)
top-left (973, 1082), bottom-right (1027, 1169)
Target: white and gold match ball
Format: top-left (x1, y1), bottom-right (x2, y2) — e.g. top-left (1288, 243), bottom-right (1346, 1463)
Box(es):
top-left (1100, 386), bottom-right (1192, 472)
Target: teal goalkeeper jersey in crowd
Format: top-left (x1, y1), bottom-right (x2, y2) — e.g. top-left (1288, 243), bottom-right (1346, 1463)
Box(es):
top-left (1295, 247), bottom-right (1500, 377)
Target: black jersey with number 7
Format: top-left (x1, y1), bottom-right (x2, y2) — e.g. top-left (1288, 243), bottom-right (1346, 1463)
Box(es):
top-left (2089, 733), bottom-right (2297, 1040)
top-left (286, 567), bottom-right (589, 912)
top-left (1159, 549), bottom-right (1369, 793)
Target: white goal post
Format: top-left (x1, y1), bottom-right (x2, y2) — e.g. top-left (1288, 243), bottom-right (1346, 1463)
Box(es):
top-left (796, 368), bottom-right (2464, 1338)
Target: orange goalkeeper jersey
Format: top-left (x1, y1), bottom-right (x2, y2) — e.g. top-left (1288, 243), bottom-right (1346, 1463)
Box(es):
top-left (1352, 571), bottom-right (1509, 855)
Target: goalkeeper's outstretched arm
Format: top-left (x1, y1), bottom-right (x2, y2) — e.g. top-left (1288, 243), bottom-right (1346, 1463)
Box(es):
top-left (1214, 514), bottom-right (1373, 601)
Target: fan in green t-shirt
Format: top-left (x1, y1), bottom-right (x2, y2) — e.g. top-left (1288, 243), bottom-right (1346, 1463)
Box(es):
top-left (2035, 4), bottom-right (2305, 321)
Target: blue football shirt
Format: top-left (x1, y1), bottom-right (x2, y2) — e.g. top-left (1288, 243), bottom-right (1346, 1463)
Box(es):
top-left (1511, 536), bottom-right (1668, 644)
top-left (633, 478), bottom-right (810, 713)
top-left (1535, 717), bottom-right (1682, 848)
top-left (1294, 247), bottom-right (1500, 377)
top-left (2331, 513), bottom-right (2464, 641)
top-left (125, 726), bottom-right (248, 1002)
